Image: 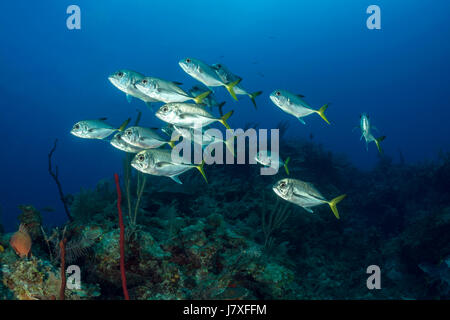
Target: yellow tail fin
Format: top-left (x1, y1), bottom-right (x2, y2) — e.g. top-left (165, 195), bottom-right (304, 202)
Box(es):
top-left (219, 110), bottom-right (234, 130)
top-left (375, 136), bottom-right (386, 154)
top-left (328, 194), bottom-right (346, 219)
top-left (284, 157), bottom-right (290, 175)
top-left (316, 104), bottom-right (330, 125)
top-left (118, 118), bottom-right (131, 131)
top-left (224, 79), bottom-right (241, 101)
top-left (193, 90), bottom-right (211, 104)
top-left (195, 160), bottom-right (208, 184)
top-left (249, 91), bottom-right (262, 109)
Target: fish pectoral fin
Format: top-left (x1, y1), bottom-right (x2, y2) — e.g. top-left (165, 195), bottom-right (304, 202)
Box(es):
top-left (303, 207), bottom-right (314, 214)
top-left (126, 94), bottom-right (133, 103)
top-left (298, 117), bottom-right (306, 125)
top-left (170, 175), bottom-right (183, 184)
top-left (360, 133), bottom-right (364, 141)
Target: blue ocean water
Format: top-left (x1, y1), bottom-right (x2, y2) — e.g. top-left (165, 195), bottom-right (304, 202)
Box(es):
top-left (0, 0), bottom-right (449, 235)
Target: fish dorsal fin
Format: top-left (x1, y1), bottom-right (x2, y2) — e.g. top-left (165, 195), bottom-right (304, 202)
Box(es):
top-left (296, 94), bottom-right (305, 98)
top-left (98, 117), bottom-right (108, 121)
top-left (172, 81), bottom-right (183, 86)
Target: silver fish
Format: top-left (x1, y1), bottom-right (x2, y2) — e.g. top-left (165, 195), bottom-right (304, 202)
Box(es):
top-left (273, 178), bottom-right (346, 219)
top-left (110, 132), bottom-right (146, 153)
top-left (131, 148), bottom-right (207, 184)
top-left (179, 57), bottom-right (241, 101)
top-left (155, 103), bottom-right (233, 129)
top-left (135, 76), bottom-right (211, 104)
top-left (269, 89), bottom-right (330, 125)
top-left (121, 126), bottom-right (177, 149)
top-left (71, 118), bottom-right (130, 140)
top-left (108, 69), bottom-right (158, 109)
top-left (355, 113), bottom-right (386, 154)
top-left (211, 63), bottom-right (262, 109)
top-left (255, 151), bottom-right (290, 175)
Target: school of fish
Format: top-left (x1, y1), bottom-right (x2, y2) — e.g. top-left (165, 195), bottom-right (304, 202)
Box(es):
top-left (69, 57), bottom-right (387, 223)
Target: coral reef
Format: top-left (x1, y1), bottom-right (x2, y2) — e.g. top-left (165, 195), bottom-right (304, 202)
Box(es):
top-left (1, 139), bottom-right (450, 299)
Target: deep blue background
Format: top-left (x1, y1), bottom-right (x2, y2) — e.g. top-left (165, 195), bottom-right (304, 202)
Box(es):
top-left (1, 0), bottom-right (449, 231)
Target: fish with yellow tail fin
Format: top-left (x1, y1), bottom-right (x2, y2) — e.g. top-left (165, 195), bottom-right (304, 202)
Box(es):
top-left (110, 132), bottom-right (146, 153)
top-left (70, 118), bottom-right (131, 140)
top-left (270, 90), bottom-right (330, 125)
top-left (156, 102), bottom-right (233, 130)
top-left (121, 126), bottom-right (179, 149)
top-left (131, 149), bottom-right (208, 184)
top-left (179, 57), bottom-right (241, 101)
top-left (255, 151), bottom-right (290, 175)
top-left (355, 113), bottom-right (386, 154)
top-left (0, 244), bottom-right (4, 253)
top-left (273, 178), bottom-right (346, 219)
top-left (108, 69), bottom-right (159, 109)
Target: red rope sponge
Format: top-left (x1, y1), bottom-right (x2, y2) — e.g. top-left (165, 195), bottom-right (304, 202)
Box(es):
top-left (114, 173), bottom-right (130, 300)
top-left (59, 238), bottom-right (67, 300)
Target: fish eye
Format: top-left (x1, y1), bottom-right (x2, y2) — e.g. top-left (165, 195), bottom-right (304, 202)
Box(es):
top-left (276, 91), bottom-right (281, 96)
top-left (186, 58), bottom-right (191, 63)
top-left (138, 155), bottom-right (145, 162)
top-left (279, 181), bottom-right (286, 188)
top-left (126, 130), bottom-right (132, 136)
top-left (74, 124), bottom-right (80, 130)
top-left (117, 71), bottom-right (124, 77)
top-left (217, 64), bottom-right (221, 68)
top-left (162, 106), bottom-right (169, 112)
top-left (142, 79), bottom-right (148, 85)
